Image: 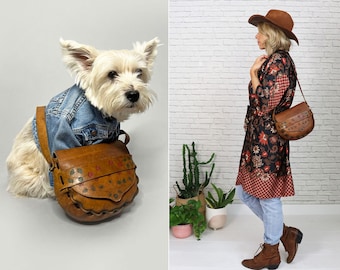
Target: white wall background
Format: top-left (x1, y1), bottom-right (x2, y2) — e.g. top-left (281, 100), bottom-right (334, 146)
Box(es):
top-left (169, 0), bottom-right (340, 204)
top-left (0, 1), bottom-right (168, 269)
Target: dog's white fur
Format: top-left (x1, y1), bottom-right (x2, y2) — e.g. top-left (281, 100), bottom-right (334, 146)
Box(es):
top-left (6, 38), bottom-right (159, 198)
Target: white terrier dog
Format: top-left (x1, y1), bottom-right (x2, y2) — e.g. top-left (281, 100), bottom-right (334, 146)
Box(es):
top-left (7, 38), bottom-right (159, 199)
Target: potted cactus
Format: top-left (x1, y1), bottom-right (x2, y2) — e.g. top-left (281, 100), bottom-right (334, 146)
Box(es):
top-left (205, 183), bottom-right (235, 230)
top-left (174, 142), bottom-right (215, 214)
top-left (169, 198), bottom-right (207, 240)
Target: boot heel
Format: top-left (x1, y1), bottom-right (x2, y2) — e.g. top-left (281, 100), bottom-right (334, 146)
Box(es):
top-left (268, 264), bottom-right (280, 270)
top-left (296, 230), bottom-right (303, 244)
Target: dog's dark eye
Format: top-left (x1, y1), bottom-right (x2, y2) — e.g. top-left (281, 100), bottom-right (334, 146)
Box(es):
top-left (108, 71), bottom-right (118, 80)
top-left (136, 69), bottom-right (143, 78)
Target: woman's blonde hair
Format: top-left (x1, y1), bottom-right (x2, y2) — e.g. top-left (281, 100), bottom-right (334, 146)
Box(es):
top-left (258, 22), bottom-right (291, 55)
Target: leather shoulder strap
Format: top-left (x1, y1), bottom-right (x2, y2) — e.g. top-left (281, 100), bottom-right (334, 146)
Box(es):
top-left (36, 106), bottom-right (53, 165)
top-left (285, 52), bottom-right (307, 103)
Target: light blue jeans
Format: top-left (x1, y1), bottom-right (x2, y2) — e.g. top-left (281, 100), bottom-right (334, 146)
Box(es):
top-left (236, 185), bottom-right (283, 245)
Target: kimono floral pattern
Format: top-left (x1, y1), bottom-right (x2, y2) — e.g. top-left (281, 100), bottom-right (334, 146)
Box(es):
top-left (236, 51), bottom-right (297, 199)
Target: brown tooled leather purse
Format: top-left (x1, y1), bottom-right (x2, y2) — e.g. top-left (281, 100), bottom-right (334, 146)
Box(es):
top-left (36, 106), bottom-right (139, 223)
top-left (273, 78), bottom-right (314, 140)
top-left (272, 53), bottom-right (315, 141)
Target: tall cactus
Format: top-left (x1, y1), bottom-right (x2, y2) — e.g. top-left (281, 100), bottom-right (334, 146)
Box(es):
top-left (175, 142), bottom-right (215, 199)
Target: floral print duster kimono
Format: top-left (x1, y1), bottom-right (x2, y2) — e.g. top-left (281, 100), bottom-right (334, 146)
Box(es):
top-left (236, 50), bottom-right (297, 199)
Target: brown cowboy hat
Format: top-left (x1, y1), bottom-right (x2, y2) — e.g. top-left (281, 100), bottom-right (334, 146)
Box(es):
top-left (248, 9), bottom-right (299, 45)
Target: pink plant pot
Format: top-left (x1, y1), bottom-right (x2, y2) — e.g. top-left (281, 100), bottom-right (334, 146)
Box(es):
top-left (171, 224), bottom-right (193, 239)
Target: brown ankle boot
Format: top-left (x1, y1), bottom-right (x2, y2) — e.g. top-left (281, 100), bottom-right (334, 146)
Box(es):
top-left (242, 243), bottom-right (280, 269)
top-left (280, 224), bottom-right (303, 263)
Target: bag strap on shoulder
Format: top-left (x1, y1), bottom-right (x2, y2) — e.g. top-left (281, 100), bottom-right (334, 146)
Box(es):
top-left (285, 52), bottom-right (307, 103)
top-left (36, 106), bottom-right (53, 166)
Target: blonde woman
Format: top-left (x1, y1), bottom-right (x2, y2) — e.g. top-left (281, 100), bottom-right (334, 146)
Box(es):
top-left (236, 10), bottom-right (303, 270)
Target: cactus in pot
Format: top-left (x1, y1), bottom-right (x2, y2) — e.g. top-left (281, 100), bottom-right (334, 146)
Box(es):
top-left (175, 142), bottom-right (215, 199)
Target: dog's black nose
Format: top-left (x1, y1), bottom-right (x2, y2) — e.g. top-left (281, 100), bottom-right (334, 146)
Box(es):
top-left (126, 91), bottom-right (140, 103)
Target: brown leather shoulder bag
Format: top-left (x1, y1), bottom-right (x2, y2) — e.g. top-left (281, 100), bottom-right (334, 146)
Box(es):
top-left (273, 56), bottom-right (315, 140)
top-left (36, 106), bottom-right (139, 223)
top-left (273, 100), bottom-right (314, 140)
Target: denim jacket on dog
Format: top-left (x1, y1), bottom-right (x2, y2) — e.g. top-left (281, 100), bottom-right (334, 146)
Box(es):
top-left (32, 84), bottom-right (120, 186)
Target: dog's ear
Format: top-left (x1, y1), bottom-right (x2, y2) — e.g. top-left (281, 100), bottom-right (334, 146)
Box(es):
top-left (60, 39), bottom-right (98, 88)
top-left (133, 37), bottom-right (160, 71)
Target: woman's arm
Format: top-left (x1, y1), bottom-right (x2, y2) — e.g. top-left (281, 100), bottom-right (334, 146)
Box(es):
top-left (251, 53), bottom-right (290, 115)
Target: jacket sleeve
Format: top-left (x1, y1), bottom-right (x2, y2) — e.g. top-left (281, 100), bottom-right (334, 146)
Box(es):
top-left (45, 113), bottom-right (82, 155)
top-left (251, 54), bottom-right (290, 116)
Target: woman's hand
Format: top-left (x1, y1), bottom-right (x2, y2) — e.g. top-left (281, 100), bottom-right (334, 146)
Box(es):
top-left (251, 55), bottom-right (268, 73)
top-left (250, 54), bottom-right (268, 91)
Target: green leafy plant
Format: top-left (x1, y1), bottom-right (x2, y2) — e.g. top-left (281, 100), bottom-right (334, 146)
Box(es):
top-left (205, 183), bottom-right (236, 209)
top-left (169, 199), bottom-right (207, 240)
top-left (175, 142), bottom-right (215, 199)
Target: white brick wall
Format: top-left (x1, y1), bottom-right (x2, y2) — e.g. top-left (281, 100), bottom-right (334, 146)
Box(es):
top-left (169, 0), bottom-right (340, 204)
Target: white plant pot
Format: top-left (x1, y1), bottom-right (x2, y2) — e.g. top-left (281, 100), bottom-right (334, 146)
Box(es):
top-left (205, 205), bottom-right (227, 230)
